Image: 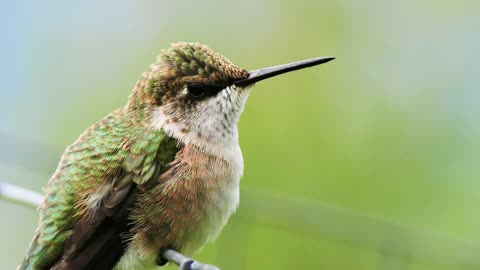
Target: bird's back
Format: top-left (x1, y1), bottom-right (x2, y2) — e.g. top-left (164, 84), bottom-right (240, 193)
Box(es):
top-left (19, 109), bottom-right (173, 269)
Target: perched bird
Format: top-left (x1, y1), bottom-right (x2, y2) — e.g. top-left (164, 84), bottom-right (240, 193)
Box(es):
top-left (19, 42), bottom-right (334, 270)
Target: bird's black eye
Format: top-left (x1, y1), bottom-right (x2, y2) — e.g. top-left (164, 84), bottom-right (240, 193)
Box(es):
top-left (187, 84), bottom-right (206, 98)
top-left (186, 83), bottom-right (226, 100)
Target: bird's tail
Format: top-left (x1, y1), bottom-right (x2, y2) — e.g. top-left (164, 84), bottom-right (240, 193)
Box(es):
top-left (17, 230), bottom-right (61, 270)
top-left (18, 233), bottom-right (38, 270)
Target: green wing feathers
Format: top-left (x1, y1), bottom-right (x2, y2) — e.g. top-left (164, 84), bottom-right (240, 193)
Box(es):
top-left (19, 109), bottom-right (176, 270)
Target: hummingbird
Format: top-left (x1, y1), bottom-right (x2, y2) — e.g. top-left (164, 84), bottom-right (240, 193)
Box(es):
top-left (19, 42), bottom-right (334, 270)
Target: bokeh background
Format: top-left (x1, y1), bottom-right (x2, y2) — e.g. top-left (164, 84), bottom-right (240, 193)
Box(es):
top-left (1, 1), bottom-right (480, 269)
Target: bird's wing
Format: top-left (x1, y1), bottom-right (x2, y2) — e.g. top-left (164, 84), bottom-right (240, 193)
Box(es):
top-left (19, 110), bottom-right (179, 270)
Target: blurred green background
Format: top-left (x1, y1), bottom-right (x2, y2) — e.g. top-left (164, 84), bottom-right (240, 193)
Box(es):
top-left (1, 1), bottom-right (480, 269)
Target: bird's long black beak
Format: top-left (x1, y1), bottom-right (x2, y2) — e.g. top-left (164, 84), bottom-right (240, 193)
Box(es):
top-left (234, 56), bottom-right (335, 87)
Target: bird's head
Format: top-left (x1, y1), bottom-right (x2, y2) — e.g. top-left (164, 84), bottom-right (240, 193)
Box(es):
top-left (126, 42), bottom-right (334, 154)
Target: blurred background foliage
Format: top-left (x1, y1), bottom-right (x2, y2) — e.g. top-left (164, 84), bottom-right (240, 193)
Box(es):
top-left (1, 0), bottom-right (480, 269)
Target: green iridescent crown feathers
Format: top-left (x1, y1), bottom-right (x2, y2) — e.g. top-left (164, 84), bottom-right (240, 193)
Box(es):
top-left (159, 42), bottom-right (249, 83)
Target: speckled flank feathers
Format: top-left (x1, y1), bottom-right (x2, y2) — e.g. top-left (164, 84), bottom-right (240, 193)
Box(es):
top-left (19, 42), bottom-right (251, 270)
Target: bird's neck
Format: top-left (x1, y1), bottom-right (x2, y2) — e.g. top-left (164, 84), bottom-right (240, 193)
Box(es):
top-left (150, 86), bottom-right (252, 160)
top-left (124, 71), bottom-right (157, 118)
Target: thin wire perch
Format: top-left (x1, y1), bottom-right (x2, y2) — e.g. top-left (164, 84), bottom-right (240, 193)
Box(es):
top-left (0, 182), bottom-right (220, 270)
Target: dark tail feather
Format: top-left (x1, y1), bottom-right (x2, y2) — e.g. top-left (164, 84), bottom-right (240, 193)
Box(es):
top-left (51, 184), bottom-right (137, 270)
top-left (51, 218), bottom-right (127, 270)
